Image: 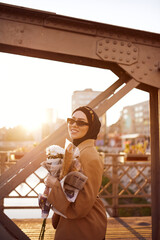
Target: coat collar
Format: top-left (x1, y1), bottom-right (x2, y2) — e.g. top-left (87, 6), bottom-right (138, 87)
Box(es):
top-left (77, 139), bottom-right (95, 153)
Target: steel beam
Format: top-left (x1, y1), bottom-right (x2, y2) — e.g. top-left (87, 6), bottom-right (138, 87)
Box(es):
top-left (150, 88), bottom-right (160, 240)
top-left (95, 79), bottom-right (140, 117)
top-left (0, 3), bottom-right (160, 88)
top-left (88, 78), bottom-right (125, 109)
top-left (0, 210), bottom-right (30, 240)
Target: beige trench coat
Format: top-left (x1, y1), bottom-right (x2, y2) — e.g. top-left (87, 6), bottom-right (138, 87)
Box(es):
top-left (48, 139), bottom-right (107, 240)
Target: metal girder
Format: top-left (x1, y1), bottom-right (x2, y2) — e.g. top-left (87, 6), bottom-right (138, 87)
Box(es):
top-left (0, 3), bottom-right (159, 88)
top-left (95, 79), bottom-right (140, 117)
top-left (97, 38), bottom-right (160, 88)
top-left (0, 210), bottom-right (30, 240)
top-left (88, 78), bottom-right (124, 109)
top-left (149, 88), bottom-right (160, 240)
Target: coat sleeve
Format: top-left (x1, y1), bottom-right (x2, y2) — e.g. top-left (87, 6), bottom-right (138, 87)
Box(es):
top-left (47, 147), bottom-right (103, 219)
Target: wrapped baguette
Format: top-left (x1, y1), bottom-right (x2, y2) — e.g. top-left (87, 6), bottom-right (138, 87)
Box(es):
top-left (60, 143), bottom-right (73, 180)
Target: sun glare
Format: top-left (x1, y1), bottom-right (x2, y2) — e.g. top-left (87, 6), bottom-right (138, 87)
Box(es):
top-left (20, 109), bottom-right (46, 132)
top-left (2, 107), bottom-right (46, 131)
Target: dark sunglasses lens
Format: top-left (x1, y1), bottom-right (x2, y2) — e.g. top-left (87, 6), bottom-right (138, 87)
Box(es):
top-left (67, 118), bottom-right (88, 127)
top-left (67, 118), bottom-right (75, 125)
top-left (76, 121), bottom-right (86, 126)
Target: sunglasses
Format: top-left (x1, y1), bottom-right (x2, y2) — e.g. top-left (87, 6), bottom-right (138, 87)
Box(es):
top-left (67, 118), bottom-right (89, 127)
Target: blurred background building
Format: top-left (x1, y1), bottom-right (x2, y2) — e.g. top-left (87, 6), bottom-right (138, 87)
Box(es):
top-left (120, 101), bottom-right (150, 136)
top-left (108, 100), bottom-right (150, 152)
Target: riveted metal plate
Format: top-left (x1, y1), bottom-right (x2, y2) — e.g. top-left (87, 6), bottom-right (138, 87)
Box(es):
top-left (96, 38), bottom-right (138, 65)
top-left (119, 45), bottom-right (160, 87)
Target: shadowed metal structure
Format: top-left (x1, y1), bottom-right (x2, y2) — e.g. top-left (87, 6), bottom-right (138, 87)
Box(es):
top-left (0, 3), bottom-right (159, 240)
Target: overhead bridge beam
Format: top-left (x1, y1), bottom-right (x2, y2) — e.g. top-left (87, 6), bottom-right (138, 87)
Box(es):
top-left (0, 3), bottom-right (159, 88)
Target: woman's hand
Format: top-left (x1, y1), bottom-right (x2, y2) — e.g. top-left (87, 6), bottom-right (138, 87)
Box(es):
top-left (45, 175), bottom-right (57, 188)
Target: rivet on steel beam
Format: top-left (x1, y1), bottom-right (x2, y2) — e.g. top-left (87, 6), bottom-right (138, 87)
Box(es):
top-left (121, 42), bottom-right (124, 46)
top-left (128, 43), bottom-right (132, 47)
top-left (133, 48), bottom-right (137, 52)
top-left (105, 39), bottom-right (110, 43)
top-left (142, 61), bottom-right (145, 64)
top-left (99, 42), bottom-right (103, 46)
top-left (112, 56), bottom-right (115, 60)
top-left (131, 70), bottom-right (134, 73)
top-left (119, 58), bottom-right (123, 61)
top-left (136, 65), bottom-right (140, 69)
top-left (133, 56), bottom-right (137, 60)
top-left (98, 50), bottom-right (102, 54)
top-left (127, 51), bottom-right (131, 55)
top-left (147, 56), bottom-right (151, 59)
top-left (113, 40), bottom-right (117, 45)
top-left (144, 72), bottom-right (148, 76)
top-left (120, 50), bottom-right (123, 54)
top-left (149, 68), bottom-right (152, 71)
top-left (104, 55), bottom-right (108, 59)
top-left (139, 77), bottom-right (143, 80)
top-left (112, 48), bottom-right (116, 52)
top-left (105, 47), bottom-right (109, 51)
top-left (126, 59), bottom-right (130, 62)
top-left (18, 40), bottom-right (22, 44)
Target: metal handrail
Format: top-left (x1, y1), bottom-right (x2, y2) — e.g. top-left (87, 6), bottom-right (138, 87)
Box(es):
top-left (0, 152), bottom-right (151, 217)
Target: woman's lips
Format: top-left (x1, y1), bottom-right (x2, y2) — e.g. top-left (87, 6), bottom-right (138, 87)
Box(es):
top-left (70, 128), bottom-right (79, 134)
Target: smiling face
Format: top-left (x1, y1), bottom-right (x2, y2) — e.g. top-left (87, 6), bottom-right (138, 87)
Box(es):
top-left (68, 111), bottom-right (89, 140)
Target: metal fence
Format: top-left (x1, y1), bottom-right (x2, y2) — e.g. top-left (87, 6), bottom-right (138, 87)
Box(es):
top-left (99, 153), bottom-right (151, 216)
top-left (0, 151), bottom-right (151, 217)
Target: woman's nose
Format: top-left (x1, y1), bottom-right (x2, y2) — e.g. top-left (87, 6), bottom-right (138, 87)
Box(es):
top-left (72, 122), bottom-right (78, 127)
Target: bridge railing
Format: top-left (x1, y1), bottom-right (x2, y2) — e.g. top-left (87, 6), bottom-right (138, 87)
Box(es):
top-left (0, 151), bottom-right (151, 217)
top-left (99, 153), bottom-right (151, 217)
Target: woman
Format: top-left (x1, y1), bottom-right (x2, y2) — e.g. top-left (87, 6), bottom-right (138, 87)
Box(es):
top-left (45, 106), bottom-right (107, 240)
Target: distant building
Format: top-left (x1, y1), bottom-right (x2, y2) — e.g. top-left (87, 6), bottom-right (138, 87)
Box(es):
top-left (120, 100), bottom-right (150, 136)
top-left (42, 108), bottom-right (58, 139)
top-left (72, 89), bottom-right (107, 146)
top-left (72, 88), bottom-right (101, 111)
top-left (107, 100), bottom-right (150, 151)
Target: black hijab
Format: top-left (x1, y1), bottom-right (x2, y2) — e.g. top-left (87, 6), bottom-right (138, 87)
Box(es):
top-left (72, 106), bottom-right (101, 146)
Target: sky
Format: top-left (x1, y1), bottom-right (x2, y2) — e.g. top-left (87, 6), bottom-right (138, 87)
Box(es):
top-left (0, 0), bottom-right (159, 129)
